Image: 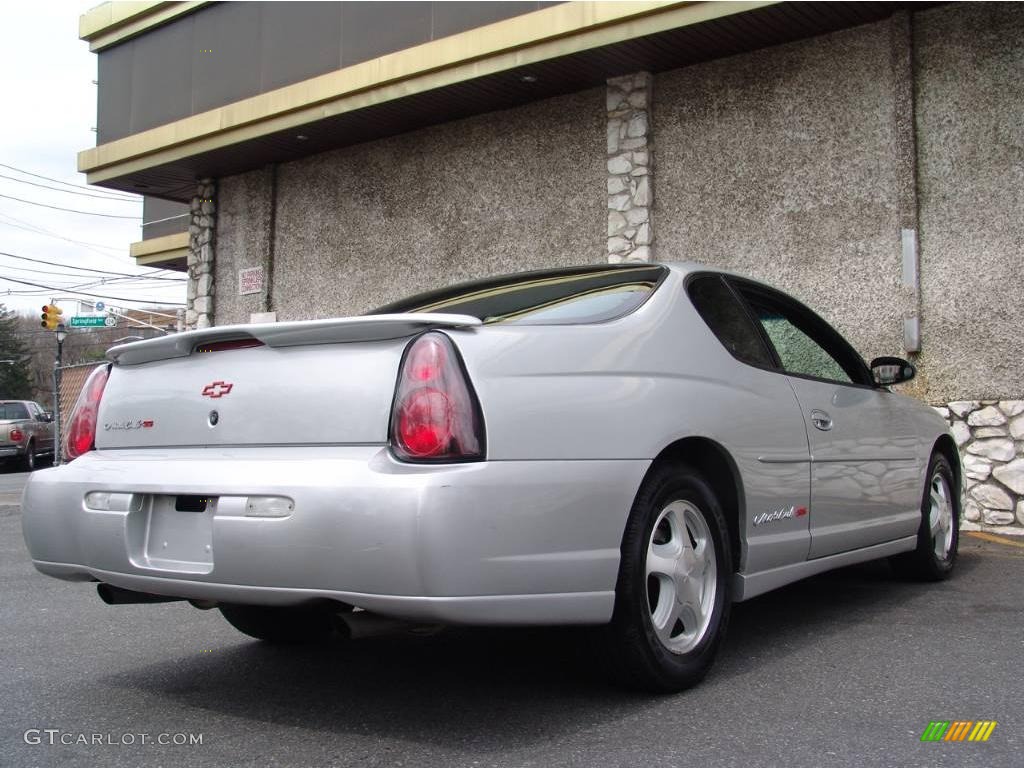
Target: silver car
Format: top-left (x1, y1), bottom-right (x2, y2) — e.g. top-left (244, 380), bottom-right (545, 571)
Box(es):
top-left (21, 263), bottom-right (959, 691)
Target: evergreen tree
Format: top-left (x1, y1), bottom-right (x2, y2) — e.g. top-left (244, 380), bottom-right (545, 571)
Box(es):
top-left (0, 304), bottom-right (35, 399)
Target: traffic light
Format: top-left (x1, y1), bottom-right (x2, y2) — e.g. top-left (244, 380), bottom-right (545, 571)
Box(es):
top-left (41, 304), bottom-right (63, 330)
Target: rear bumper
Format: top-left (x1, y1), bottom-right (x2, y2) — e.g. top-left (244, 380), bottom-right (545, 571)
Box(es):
top-left (21, 447), bottom-right (647, 625)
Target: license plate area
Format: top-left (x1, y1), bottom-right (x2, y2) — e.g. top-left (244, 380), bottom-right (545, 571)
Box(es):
top-left (126, 494), bottom-right (216, 574)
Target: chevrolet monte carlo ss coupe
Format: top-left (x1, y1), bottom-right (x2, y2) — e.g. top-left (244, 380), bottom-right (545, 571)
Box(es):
top-left (22, 263), bottom-right (960, 691)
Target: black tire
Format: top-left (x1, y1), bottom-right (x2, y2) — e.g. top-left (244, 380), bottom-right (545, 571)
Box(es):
top-left (21, 442), bottom-right (35, 472)
top-left (218, 603), bottom-right (339, 644)
top-left (890, 453), bottom-right (959, 581)
top-left (599, 462), bottom-right (732, 692)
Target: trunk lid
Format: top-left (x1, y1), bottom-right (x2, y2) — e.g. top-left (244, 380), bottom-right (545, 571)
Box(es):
top-left (96, 314), bottom-right (479, 449)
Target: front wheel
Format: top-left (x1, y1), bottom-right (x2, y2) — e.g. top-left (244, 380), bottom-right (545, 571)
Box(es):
top-left (599, 462), bottom-right (732, 692)
top-left (890, 453), bottom-right (959, 581)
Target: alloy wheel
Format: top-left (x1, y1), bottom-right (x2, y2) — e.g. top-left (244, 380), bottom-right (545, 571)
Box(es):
top-left (929, 472), bottom-right (954, 561)
top-left (645, 500), bottom-right (718, 654)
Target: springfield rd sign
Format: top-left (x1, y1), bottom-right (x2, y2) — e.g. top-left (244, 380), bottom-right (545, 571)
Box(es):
top-left (69, 316), bottom-right (117, 328)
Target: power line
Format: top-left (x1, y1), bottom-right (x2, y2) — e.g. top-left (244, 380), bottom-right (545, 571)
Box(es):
top-left (4, 270), bottom-right (182, 286)
top-left (141, 213), bottom-right (189, 228)
top-left (0, 216), bottom-right (184, 279)
top-left (0, 262), bottom-right (117, 280)
top-left (0, 250), bottom-right (185, 281)
top-left (47, 277), bottom-right (184, 294)
top-left (0, 163), bottom-right (138, 200)
top-left (3, 278), bottom-right (184, 298)
top-left (0, 172), bottom-right (141, 202)
top-left (0, 193), bottom-right (142, 219)
top-left (0, 212), bottom-right (125, 252)
top-left (0, 274), bottom-right (185, 305)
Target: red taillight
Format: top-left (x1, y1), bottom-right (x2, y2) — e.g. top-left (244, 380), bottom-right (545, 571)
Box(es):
top-left (391, 333), bottom-right (484, 462)
top-left (9, 428), bottom-right (23, 442)
top-left (64, 365), bottom-right (110, 462)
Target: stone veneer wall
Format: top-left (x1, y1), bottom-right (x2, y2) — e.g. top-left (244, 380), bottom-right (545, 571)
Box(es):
top-left (606, 73), bottom-right (653, 263)
top-left (936, 401), bottom-right (1024, 533)
top-left (186, 178), bottom-right (216, 329)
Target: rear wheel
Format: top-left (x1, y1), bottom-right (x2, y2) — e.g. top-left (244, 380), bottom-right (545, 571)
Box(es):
top-left (21, 442), bottom-right (35, 472)
top-left (600, 462), bottom-right (732, 692)
top-left (890, 453), bottom-right (959, 580)
top-left (218, 604), bottom-right (339, 644)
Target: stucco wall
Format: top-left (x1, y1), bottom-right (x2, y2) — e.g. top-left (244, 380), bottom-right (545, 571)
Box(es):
top-left (214, 3), bottom-right (1023, 405)
top-left (215, 168), bottom-right (274, 322)
top-left (215, 88), bottom-right (606, 324)
top-left (654, 20), bottom-right (904, 373)
top-left (914, 2), bottom-right (1024, 402)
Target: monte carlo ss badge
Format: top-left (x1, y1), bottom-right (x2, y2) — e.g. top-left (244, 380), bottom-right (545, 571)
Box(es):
top-left (752, 505), bottom-right (808, 527)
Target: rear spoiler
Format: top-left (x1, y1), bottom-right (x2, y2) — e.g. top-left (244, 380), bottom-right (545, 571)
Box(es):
top-left (106, 313), bottom-right (482, 366)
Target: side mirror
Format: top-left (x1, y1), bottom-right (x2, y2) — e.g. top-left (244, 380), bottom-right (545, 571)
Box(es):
top-left (870, 356), bottom-right (916, 386)
top-left (39, 412), bottom-right (53, 423)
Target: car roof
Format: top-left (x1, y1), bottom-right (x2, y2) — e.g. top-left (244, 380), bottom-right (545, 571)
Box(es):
top-left (660, 261), bottom-right (758, 282)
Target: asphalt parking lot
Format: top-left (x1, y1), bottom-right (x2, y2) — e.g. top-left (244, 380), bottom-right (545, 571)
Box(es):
top-left (2, 478), bottom-right (1021, 768)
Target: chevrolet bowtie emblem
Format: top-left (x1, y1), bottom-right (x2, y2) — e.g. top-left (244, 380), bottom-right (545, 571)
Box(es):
top-left (201, 381), bottom-right (234, 398)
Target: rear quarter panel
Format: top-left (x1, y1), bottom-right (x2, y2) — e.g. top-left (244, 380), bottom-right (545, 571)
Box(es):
top-left (451, 270), bottom-right (814, 572)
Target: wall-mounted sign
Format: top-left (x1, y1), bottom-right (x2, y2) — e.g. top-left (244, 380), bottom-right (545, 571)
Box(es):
top-left (239, 266), bottom-right (264, 296)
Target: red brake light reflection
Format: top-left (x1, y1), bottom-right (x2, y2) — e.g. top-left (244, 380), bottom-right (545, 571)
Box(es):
top-left (397, 388), bottom-right (453, 457)
top-left (405, 335), bottom-right (447, 382)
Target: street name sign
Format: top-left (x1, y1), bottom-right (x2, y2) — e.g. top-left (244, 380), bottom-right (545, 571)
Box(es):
top-left (70, 316), bottom-right (117, 328)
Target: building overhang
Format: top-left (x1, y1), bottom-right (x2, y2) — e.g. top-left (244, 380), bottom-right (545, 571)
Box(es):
top-left (129, 231), bottom-right (189, 271)
top-left (79, 0), bottom-right (917, 201)
top-left (80, 1), bottom-right (209, 52)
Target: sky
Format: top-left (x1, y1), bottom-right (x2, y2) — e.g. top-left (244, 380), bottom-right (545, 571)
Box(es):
top-left (0, 0), bottom-right (187, 319)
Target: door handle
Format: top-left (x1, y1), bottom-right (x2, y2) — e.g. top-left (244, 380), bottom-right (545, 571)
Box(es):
top-left (810, 410), bottom-right (833, 431)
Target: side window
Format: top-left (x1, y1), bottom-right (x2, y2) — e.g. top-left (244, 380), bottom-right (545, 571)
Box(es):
top-left (744, 296), bottom-right (855, 384)
top-left (687, 275), bottom-right (774, 368)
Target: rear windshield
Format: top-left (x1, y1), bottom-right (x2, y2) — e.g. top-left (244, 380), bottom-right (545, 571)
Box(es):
top-left (0, 403), bottom-right (28, 420)
top-left (369, 265), bottom-right (667, 325)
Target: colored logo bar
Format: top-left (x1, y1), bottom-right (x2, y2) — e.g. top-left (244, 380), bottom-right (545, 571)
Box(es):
top-left (921, 721), bottom-right (997, 742)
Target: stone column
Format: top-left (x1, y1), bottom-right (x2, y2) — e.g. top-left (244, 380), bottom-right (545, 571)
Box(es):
top-left (606, 73), bottom-right (653, 263)
top-left (187, 178), bottom-right (216, 329)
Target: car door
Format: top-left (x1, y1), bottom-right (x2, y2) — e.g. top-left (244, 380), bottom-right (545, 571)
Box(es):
top-left (731, 280), bottom-right (922, 559)
top-left (686, 275), bottom-right (811, 572)
top-left (30, 403), bottom-right (54, 453)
